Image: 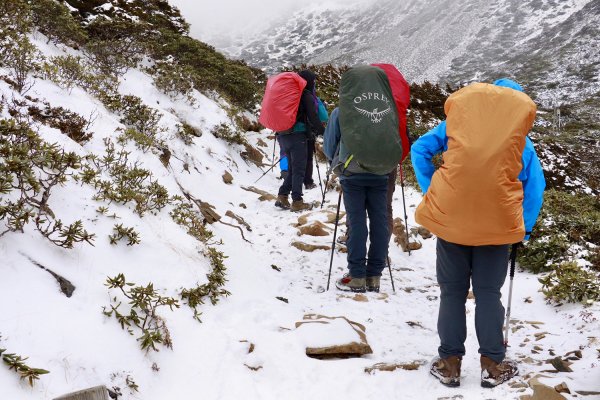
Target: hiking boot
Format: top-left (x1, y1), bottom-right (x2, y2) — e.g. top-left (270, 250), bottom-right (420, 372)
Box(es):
top-left (290, 200), bottom-right (313, 212)
top-left (480, 355), bottom-right (518, 388)
top-left (366, 276), bottom-right (380, 293)
top-left (275, 195), bottom-right (290, 210)
top-left (280, 171), bottom-right (288, 180)
top-left (335, 273), bottom-right (366, 293)
top-left (337, 235), bottom-right (348, 246)
top-left (430, 356), bottom-right (462, 387)
top-left (305, 182), bottom-right (317, 190)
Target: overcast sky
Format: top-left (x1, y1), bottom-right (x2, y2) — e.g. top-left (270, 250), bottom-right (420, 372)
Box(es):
top-left (170, 0), bottom-right (372, 43)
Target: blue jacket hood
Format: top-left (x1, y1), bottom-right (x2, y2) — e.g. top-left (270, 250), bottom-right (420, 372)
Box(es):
top-left (494, 78), bottom-right (523, 92)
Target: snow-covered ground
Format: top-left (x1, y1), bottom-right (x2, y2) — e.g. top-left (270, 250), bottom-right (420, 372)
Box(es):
top-left (1, 35), bottom-right (599, 400)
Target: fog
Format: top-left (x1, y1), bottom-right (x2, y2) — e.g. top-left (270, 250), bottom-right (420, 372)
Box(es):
top-left (170, 0), bottom-right (375, 42)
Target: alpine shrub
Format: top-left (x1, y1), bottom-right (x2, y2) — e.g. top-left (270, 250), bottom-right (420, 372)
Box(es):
top-left (539, 262), bottom-right (600, 305)
top-left (28, 103), bottom-right (94, 145)
top-left (109, 223), bottom-right (141, 246)
top-left (103, 274), bottom-right (179, 352)
top-left (0, 348), bottom-right (49, 387)
top-left (30, 0), bottom-right (87, 47)
top-left (211, 123), bottom-right (246, 145)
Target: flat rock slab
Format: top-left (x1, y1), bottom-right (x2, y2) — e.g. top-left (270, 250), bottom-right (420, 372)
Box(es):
top-left (291, 241), bottom-right (330, 252)
top-left (295, 314), bottom-right (372, 359)
top-left (297, 221), bottom-right (331, 237)
top-left (54, 385), bottom-right (109, 400)
top-left (365, 360), bottom-right (427, 373)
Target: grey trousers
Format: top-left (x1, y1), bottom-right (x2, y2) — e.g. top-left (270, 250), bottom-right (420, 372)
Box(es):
top-left (436, 238), bottom-right (509, 363)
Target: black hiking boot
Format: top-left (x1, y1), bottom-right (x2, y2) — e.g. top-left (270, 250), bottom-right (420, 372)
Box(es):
top-left (335, 273), bottom-right (366, 293)
top-left (480, 355), bottom-right (518, 388)
top-left (430, 356), bottom-right (462, 387)
top-left (366, 276), bottom-right (380, 293)
top-left (275, 195), bottom-right (290, 210)
top-left (304, 182), bottom-right (317, 190)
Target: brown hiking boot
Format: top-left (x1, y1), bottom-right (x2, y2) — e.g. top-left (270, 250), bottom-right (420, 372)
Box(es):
top-left (430, 356), bottom-right (462, 387)
top-left (290, 199), bottom-right (313, 212)
top-left (275, 195), bottom-right (290, 209)
top-left (480, 355), bottom-right (518, 388)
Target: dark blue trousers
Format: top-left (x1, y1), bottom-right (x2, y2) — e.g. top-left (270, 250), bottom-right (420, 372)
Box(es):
top-left (277, 132), bottom-right (307, 201)
top-left (341, 177), bottom-right (389, 278)
top-left (436, 238), bottom-right (509, 363)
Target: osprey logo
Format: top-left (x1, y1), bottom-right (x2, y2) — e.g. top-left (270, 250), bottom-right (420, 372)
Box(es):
top-left (353, 92), bottom-right (392, 124)
top-left (354, 106), bottom-right (392, 124)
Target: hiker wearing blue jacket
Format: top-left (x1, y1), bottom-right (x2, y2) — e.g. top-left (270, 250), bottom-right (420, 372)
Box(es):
top-left (411, 78), bottom-right (545, 388)
top-left (324, 107), bottom-right (390, 293)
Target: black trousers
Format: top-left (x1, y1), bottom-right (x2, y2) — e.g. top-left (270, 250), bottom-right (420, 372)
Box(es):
top-left (277, 132), bottom-right (308, 201)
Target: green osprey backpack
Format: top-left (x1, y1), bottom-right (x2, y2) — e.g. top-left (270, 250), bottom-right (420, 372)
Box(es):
top-left (337, 65), bottom-right (402, 175)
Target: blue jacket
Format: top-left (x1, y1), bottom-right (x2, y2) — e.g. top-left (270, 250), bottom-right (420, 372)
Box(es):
top-left (411, 80), bottom-right (546, 240)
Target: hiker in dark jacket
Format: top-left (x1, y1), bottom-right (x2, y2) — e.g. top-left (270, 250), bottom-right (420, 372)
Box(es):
top-left (324, 107), bottom-right (391, 293)
top-left (412, 78), bottom-right (545, 388)
top-left (304, 97), bottom-right (329, 190)
top-left (275, 70), bottom-right (325, 212)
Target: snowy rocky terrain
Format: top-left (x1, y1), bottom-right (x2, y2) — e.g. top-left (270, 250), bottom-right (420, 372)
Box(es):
top-left (0, 1), bottom-right (599, 400)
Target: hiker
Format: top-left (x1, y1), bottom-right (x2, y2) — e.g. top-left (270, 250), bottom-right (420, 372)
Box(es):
top-left (304, 97), bottom-right (329, 190)
top-left (324, 65), bottom-right (405, 293)
top-left (281, 97), bottom-right (328, 185)
top-left (274, 70), bottom-right (325, 211)
top-left (411, 78), bottom-right (545, 388)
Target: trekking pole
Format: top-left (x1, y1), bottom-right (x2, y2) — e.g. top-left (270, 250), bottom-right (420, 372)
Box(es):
top-left (326, 190), bottom-right (343, 291)
top-left (315, 157), bottom-right (325, 199)
top-left (271, 134), bottom-right (277, 165)
top-left (387, 256), bottom-right (396, 293)
top-left (503, 243), bottom-right (520, 348)
top-left (321, 169), bottom-right (331, 208)
top-left (399, 165), bottom-right (412, 256)
top-left (254, 157), bottom-right (281, 183)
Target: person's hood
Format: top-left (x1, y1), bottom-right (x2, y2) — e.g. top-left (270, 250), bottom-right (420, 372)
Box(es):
top-left (494, 78), bottom-right (523, 92)
top-left (299, 70), bottom-right (316, 92)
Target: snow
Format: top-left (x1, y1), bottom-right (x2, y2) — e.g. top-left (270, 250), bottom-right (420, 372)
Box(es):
top-left (1, 32), bottom-right (599, 400)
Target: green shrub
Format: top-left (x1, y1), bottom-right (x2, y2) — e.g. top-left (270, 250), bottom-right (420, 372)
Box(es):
top-left (211, 123), bottom-right (246, 145)
top-left (180, 247), bottom-right (230, 322)
top-left (170, 197), bottom-right (213, 243)
top-left (175, 122), bottom-right (201, 145)
top-left (0, 348), bottom-right (49, 387)
top-left (87, 139), bottom-right (170, 216)
top-left (147, 60), bottom-right (195, 102)
top-left (30, 0), bottom-right (87, 47)
top-left (539, 262), bottom-right (600, 305)
top-left (103, 274), bottom-right (179, 352)
top-left (520, 189), bottom-right (600, 273)
top-left (0, 118), bottom-right (95, 248)
top-left (44, 55), bottom-right (88, 91)
top-left (109, 223), bottom-right (140, 246)
top-left (28, 103), bottom-right (94, 145)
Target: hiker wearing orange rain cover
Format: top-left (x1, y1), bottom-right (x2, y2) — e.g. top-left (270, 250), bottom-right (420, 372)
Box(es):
top-left (411, 79), bottom-right (546, 388)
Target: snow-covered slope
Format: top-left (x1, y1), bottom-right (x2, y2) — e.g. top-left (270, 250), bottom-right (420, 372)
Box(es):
top-left (1, 22), bottom-right (599, 400)
top-left (221, 0), bottom-right (599, 104)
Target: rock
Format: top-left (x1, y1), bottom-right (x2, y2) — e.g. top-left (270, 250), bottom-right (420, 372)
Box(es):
top-left (297, 221), bottom-right (331, 237)
top-left (365, 360), bottom-right (427, 373)
top-left (467, 291), bottom-right (475, 300)
top-left (25, 256), bottom-right (76, 298)
top-left (338, 293), bottom-right (369, 302)
top-left (554, 383), bottom-right (571, 394)
top-left (256, 138), bottom-right (268, 147)
top-left (240, 143), bottom-right (264, 167)
top-left (549, 357), bottom-right (573, 372)
top-left (258, 194), bottom-right (277, 201)
top-left (417, 226), bottom-right (432, 239)
top-left (244, 363), bottom-right (263, 371)
top-left (392, 217), bottom-right (421, 252)
top-left (222, 171), bottom-right (234, 184)
top-left (576, 391), bottom-right (600, 396)
top-left (296, 314), bottom-right (373, 359)
top-left (528, 377), bottom-right (567, 400)
top-left (276, 297), bottom-right (288, 303)
top-left (291, 241), bottom-right (330, 252)
top-left (241, 186), bottom-right (276, 202)
top-left (271, 264), bottom-right (281, 272)
top-left (565, 350), bottom-right (582, 359)
top-left (239, 203), bottom-right (247, 209)
top-left (159, 147), bottom-right (171, 168)
top-left (54, 386), bottom-right (110, 400)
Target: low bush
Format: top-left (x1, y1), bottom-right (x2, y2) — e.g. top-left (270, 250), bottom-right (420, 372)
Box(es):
top-left (28, 103), bottom-right (94, 145)
top-left (30, 0), bottom-right (87, 47)
top-left (211, 123), bottom-right (246, 145)
top-left (0, 348), bottom-right (49, 387)
top-left (539, 262), bottom-right (600, 305)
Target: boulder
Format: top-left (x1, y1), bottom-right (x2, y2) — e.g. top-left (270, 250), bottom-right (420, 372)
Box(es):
top-left (297, 221), bottom-right (330, 237)
top-left (222, 171), bottom-right (234, 184)
top-left (295, 314), bottom-right (372, 359)
top-left (291, 241), bottom-right (330, 252)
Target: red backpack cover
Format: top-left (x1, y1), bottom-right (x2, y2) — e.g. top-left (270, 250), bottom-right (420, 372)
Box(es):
top-left (372, 63), bottom-right (410, 162)
top-left (259, 72), bottom-right (307, 132)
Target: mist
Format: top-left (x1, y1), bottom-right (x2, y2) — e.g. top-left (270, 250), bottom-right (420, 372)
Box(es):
top-left (170, 0), bottom-right (376, 43)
